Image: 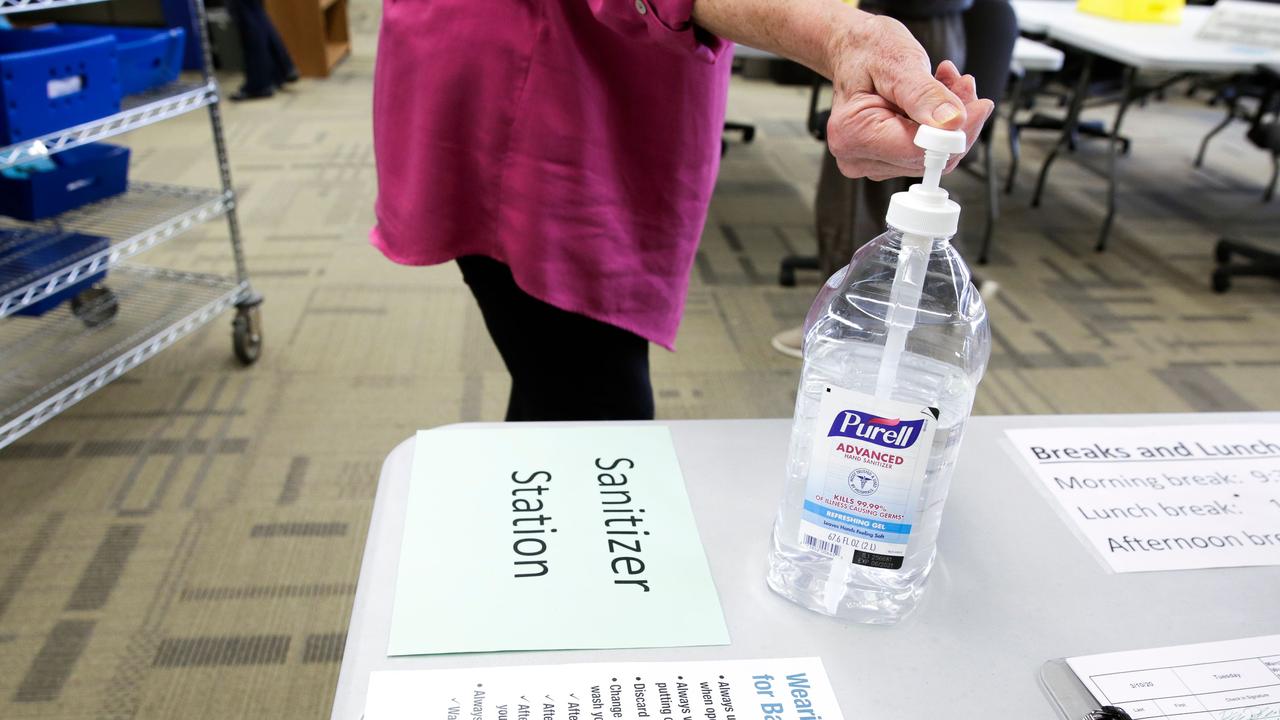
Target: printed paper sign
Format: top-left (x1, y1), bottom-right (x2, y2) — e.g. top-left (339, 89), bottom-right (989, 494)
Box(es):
top-left (1196, 0), bottom-right (1280, 50)
top-left (1006, 424), bottom-right (1280, 573)
top-left (1067, 634), bottom-right (1280, 720)
top-left (364, 658), bottom-right (843, 720)
top-left (388, 426), bottom-right (729, 655)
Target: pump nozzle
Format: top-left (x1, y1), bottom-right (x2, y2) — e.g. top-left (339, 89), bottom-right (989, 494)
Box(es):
top-left (884, 126), bottom-right (968, 238)
top-left (916, 125), bottom-right (967, 190)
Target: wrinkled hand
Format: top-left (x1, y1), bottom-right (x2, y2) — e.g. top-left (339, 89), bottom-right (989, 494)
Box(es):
top-left (825, 14), bottom-right (993, 181)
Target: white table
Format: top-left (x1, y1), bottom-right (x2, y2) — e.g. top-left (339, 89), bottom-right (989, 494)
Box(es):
top-left (1015, 1), bottom-right (1280, 73)
top-left (329, 413), bottom-right (1280, 720)
top-left (1011, 1), bottom-right (1280, 251)
top-left (1014, 36), bottom-right (1067, 73)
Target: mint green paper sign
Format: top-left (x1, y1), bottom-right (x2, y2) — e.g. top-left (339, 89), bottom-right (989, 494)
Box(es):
top-left (387, 426), bottom-right (729, 656)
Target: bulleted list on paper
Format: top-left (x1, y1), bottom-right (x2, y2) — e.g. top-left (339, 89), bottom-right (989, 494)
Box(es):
top-left (363, 658), bottom-right (843, 720)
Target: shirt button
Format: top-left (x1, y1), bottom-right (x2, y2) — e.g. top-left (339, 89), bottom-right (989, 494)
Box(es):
top-left (635, 0), bottom-right (647, 14)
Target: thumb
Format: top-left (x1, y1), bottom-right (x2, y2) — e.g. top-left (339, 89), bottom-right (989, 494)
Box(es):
top-left (880, 59), bottom-right (967, 130)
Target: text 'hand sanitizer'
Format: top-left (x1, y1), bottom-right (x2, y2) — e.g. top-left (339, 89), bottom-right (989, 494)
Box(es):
top-left (767, 126), bottom-right (991, 624)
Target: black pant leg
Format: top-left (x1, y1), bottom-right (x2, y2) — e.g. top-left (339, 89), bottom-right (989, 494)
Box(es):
top-left (264, 11), bottom-right (297, 83)
top-left (457, 255), bottom-right (655, 422)
top-left (227, 0), bottom-right (275, 94)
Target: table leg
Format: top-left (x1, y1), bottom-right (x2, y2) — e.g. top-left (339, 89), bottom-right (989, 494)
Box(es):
top-left (1032, 54), bottom-right (1094, 208)
top-left (1096, 66), bottom-right (1137, 252)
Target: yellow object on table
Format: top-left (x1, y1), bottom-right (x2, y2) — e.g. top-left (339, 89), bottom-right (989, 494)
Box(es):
top-left (1077, 0), bottom-right (1185, 23)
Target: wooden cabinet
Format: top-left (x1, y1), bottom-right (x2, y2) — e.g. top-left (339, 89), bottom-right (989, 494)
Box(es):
top-left (265, 0), bottom-right (350, 78)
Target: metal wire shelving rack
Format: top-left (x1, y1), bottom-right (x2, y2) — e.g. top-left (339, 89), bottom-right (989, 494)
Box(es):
top-left (0, 0), bottom-right (261, 450)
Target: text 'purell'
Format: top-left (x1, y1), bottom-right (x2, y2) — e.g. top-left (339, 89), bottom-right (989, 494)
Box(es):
top-left (827, 411), bottom-right (926, 449)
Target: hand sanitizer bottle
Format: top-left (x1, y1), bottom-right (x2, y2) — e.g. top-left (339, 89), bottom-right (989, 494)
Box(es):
top-left (766, 126), bottom-right (991, 624)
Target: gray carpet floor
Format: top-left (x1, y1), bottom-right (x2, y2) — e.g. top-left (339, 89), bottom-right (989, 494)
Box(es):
top-left (1, 1), bottom-right (1278, 717)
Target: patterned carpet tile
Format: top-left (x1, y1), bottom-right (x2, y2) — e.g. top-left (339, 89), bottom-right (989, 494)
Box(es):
top-left (2, 0), bottom-right (1279, 717)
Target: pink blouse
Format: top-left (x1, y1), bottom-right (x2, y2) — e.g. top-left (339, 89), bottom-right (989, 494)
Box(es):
top-left (371, 0), bottom-right (733, 350)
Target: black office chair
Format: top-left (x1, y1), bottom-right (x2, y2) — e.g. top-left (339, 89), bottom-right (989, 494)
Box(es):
top-left (960, 0), bottom-right (1019, 264)
top-left (722, 53), bottom-right (762, 156)
top-left (1196, 73), bottom-right (1280, 202)
top-left (721, 121), bottom-right (755, 157)
top-left (1212, 66), bottom-right (1280, 293)
top-left (774, 78), bottom-right (828, 287)
top-left (1004, 48), bottom-right (1132, 196)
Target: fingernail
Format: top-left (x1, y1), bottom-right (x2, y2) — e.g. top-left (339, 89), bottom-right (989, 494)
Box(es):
top-left (932, 103), bottom-right (961, 124)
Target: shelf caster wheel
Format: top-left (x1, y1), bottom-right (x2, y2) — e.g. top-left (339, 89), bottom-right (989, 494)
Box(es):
top-left (232, 303), bottom-right (263, 365)
top-left (1211, 269), bottom-right (1230, 294)
top-left (71, 285), bottom-right (119, 328)
top-left (779, 267), bottom-right (796, 287)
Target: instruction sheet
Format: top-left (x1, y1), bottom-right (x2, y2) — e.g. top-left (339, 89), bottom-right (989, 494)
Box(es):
top-left (1006, 424), bottom-right (1280, 572)
top-left (1067, 634), bottom-right (1280, 720)
top-left (364, 657), bottom-right (843, 720)
top-left (388, 426), bottom-right (728, 655)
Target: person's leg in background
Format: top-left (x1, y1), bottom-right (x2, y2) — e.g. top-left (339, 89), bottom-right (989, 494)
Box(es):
top-left (457, 255), bottom-right (655, 422)
top-left (227, 0), bottom-right (297, 101)
top-left (772, 13), bottom-right (968, 358)
top-left (263, 7), bottom-right (299, 87)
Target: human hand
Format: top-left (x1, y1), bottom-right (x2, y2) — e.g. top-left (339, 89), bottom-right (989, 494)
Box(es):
top-left (824, 14), bottom-right (994, 181)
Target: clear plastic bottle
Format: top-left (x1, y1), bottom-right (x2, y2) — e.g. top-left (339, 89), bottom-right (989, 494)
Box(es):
top-left (766, 127), bottom-right (991, 624)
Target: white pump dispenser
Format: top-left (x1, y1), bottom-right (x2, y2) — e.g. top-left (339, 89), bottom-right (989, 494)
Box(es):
top-left (873, 126), bottom-right (968, 402)
top-left (884, 125), bottom-right (967, 238)
top-left (767, 124), bottom-right (990, 624)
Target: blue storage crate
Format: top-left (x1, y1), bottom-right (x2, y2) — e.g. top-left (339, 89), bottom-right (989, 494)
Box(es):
top-left (0, 30), bottom-right (122, 145)
top-left (52, 25), bottom-right (186, 96)
top-left (0, 229), bottom-right (108, 316)
top-left (0, 143), bottom-right (130, 221)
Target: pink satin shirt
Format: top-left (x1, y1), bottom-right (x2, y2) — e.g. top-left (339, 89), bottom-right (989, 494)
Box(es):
top-left (371, 0), bottom-right (733, 349)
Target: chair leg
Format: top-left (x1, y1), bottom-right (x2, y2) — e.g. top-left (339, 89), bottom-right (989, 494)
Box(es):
top-left (779, 255), bottom-right (819, 287)
top-left (980, 140), bottom-right (997, 265)
top-left (1005, 123), bottom-right (1021, 195)
top-left (1265, 153), bottom-right (1278, 203)
top-left (724, 121), bottom-right (756, 143)
top-left (1004, 73), bottom-right (1024, 195)
top-left (1195, 99), bottom-right (1236, 168)
top-left (1211, 237), bottom-right (1280, 293)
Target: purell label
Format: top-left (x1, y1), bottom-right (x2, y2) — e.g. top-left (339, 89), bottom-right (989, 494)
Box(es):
top-left (799, 385), bottom-right (938, 570)
top-left (826, 411), bottom-right (928, 449)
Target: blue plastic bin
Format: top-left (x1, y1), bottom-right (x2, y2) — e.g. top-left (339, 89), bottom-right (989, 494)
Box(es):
top-left (0, 143), bottom-right (130, 221)
top-left (0, 229), bottom-right (108, 316)
top-left (0, 29), bottom-right (121, 144)
top-left (52, 25), bottom-right (186, 95)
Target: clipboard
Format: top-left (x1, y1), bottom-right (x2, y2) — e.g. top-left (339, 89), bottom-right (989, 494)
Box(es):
top-left (1040, 659), bottom-right (1132, 720)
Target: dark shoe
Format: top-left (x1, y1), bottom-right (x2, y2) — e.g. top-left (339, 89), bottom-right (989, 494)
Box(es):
top-left (282, 69), bottom-right (300, 84)
top-left (229, 87), bottom-right (274, 102)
